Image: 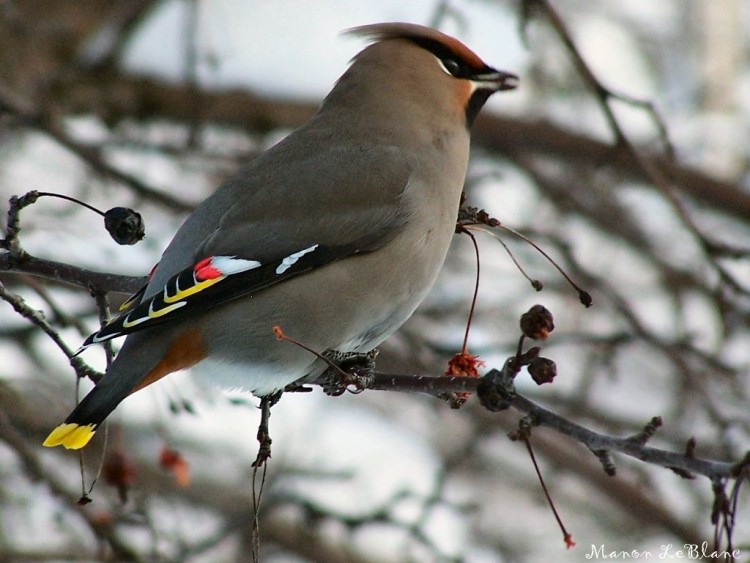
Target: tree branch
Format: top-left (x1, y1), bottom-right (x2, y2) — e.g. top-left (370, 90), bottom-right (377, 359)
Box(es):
top-left (525, 0), bottom-right (749, 295)
top-left (306, 367), bottom-right (742, 482)
top-left (0, 252), bottom-right (144, 294)
top-left (29, 68), bottom-right (750, 221)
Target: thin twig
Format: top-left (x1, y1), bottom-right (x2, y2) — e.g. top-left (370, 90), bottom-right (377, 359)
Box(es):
top-left (529, 0), bottom-right (748, 297)
top-left (0, 409), bottom-right (141, 561)
top-left (0, 90), bottom-right (194, 212)
top-left (0, 280), bottom-right (101, 382)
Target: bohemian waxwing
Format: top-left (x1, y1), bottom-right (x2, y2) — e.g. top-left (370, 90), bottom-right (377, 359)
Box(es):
top-left (44, 22), bottom-right (518, 449)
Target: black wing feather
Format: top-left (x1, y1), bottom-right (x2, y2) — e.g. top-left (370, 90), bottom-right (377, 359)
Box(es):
top-left (80, 239), bottom-right (373, 348)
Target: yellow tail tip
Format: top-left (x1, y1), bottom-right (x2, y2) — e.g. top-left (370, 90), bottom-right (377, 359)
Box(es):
top-left (43, 423), bottom-right (97, 449)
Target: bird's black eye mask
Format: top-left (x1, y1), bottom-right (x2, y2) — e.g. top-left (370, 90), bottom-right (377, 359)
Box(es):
top-left (407, 37), bottom-right (494, 80)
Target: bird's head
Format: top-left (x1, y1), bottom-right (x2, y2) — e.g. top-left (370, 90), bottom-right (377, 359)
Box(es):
top-left (326, 22), bottom-right (518, 129)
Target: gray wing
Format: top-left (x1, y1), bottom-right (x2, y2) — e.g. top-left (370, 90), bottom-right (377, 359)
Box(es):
top-left (148, 127), bottom-right (414, 293)
top-left (82, 132), bottom-right (414, 345)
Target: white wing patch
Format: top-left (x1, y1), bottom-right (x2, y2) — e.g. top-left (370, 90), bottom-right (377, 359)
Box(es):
top-left (210, 256), bottom-right (261, 275)
top-left (276, 244), bottom-right (319, 274)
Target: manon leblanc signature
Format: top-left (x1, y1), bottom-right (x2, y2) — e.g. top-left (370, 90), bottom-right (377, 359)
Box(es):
top-left (586, 542), bottom-right (741, 560)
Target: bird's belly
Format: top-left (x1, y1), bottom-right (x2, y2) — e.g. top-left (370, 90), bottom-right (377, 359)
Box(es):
top-left (193, 217), bottom-right (455, 394)
top-left (189, 356), bottom-right (307, 396)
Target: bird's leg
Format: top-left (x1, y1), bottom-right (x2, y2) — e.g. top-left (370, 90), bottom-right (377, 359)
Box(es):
top-left (252, 391), bottom-right (282, 467)
top-left (320, 349), bottom-right (378, 396)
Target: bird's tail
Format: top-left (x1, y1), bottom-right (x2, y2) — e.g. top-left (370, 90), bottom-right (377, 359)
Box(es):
top-left (43, 332), bottom-right (171, 450)
top-left (43, 381), bottom-right (128, 449)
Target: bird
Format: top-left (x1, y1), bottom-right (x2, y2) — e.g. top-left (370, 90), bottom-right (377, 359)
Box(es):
top-left (43, 22), bottom-right (518, 450)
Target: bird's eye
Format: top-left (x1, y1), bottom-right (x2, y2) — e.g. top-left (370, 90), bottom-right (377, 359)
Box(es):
top-left (440, 57), bottom-right (465, 78)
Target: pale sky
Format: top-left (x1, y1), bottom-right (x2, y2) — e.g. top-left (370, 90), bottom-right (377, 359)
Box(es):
top-left (123, 0), bottom-right (526, 98)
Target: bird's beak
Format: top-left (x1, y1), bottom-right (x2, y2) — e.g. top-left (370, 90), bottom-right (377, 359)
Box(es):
top-left (474, 69), bottom-right (519, 92)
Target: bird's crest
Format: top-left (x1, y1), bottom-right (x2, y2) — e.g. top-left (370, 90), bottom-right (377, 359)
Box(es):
top-left (346, 22), bottom-right (486, 72)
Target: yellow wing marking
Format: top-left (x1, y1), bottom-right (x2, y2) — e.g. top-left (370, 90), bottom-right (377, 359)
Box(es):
top-left (162, 276), bottom-right (224, 304)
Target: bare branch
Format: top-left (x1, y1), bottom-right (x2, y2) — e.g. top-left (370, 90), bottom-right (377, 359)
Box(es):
top-left (1, 252), bottom-right (144, 294)
top-left (0, 409), bottom-right (140, 560)
top-left (0, 280), bottom-right (102, 382)
top-left (21, 68), bottom-right (750, 221)
top-left (303, 364), bottom-right (742, 481)
top-left (526, 0), bottom-right (749, 296)
top-left (0, 89), bottom-right (195, 212)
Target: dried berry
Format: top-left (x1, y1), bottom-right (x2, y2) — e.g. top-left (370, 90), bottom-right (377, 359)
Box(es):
top-left (103, 449), bottom-right (137, 503)
top-left (520, 305), bottom-right (554, 340)
top-left (528, 357), bottom-right (557, 385)
top-left (104, 207), bottom-right (145, 245)
top-left (160, 446), bottom-right (190, 487)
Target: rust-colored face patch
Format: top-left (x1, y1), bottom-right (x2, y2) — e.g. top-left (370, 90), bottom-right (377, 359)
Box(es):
top-left (453, 79), bottom-right (475, 112)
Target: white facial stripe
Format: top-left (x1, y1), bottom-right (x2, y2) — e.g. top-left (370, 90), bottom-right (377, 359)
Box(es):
top-left (275, 244), bottom-right (319, 275)
top-left (211, 256), bottom-right (262, 275)
top-left (436, 56), bottom-right (453, 77)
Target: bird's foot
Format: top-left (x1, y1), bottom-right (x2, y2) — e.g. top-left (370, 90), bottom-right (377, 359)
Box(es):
top-left (320, 349), bottom-right (378, 396)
